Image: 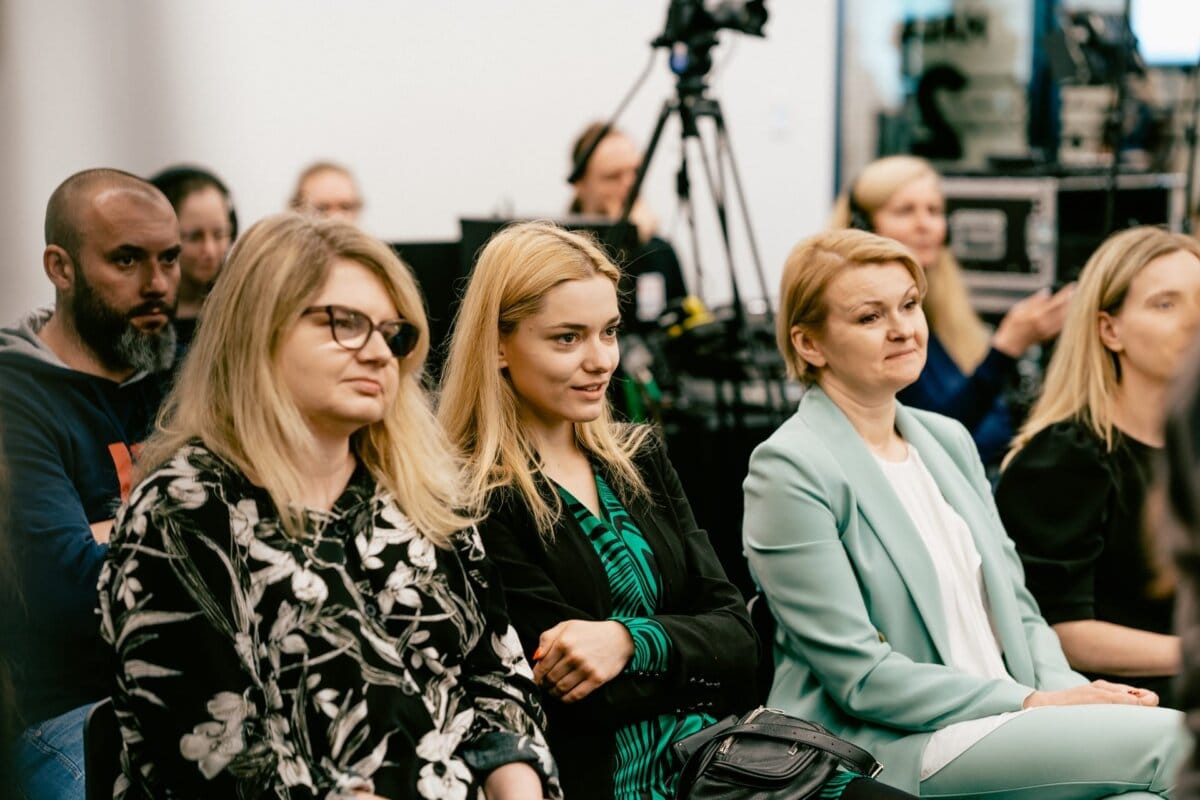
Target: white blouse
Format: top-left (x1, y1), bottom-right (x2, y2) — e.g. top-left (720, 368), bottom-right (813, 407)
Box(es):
top-left (873, 444), bottom-right (1028, 780)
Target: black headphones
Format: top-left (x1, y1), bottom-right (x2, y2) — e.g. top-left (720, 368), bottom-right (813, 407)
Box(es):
top-left (148, 165), bottom-right (239, 241)
top-left (566, 123), bottom-right (612, 186)
top-left (846, 176), bottom-right (873, 232)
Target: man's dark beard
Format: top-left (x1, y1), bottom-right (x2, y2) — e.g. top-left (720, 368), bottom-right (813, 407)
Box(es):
top-left (70, 271), bottom-right (177, 375)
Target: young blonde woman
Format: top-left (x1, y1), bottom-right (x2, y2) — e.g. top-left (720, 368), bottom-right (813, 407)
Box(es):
top-left (996, 226), bottom-right (1200, 706)
top-left (439, 222), bottom-right (916, 800)
top-left (831, 155), bottom-right (1073, 464)
top-left (744, 228), bottom-right (1184, 798)
top-left (98, 214), bottom-right (559, 800)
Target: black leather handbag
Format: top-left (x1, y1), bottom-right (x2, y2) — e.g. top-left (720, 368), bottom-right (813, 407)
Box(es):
top-left (673, 707), bottom-right (883, 800)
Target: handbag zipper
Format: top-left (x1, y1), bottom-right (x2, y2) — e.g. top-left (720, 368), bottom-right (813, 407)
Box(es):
top-left (717, 706), bottom-right (784, 755)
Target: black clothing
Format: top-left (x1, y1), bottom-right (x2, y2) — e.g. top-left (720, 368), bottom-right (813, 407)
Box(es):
top-left (173, 316), bottom-right (198, 359)
top-left (478, 440), bottom-right (757, 800)
top-left (0, 309), bottom-right (168, 726)
top-left (619, 237), bottom-right (688, 326)
top-left (99, 442), bottom-right (561, 799)
top-left (995, 420), bottom-right (1175, 701)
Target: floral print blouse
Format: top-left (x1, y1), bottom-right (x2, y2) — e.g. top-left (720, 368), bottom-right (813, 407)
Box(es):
top-left (98, 443), bottom-right (561, 800)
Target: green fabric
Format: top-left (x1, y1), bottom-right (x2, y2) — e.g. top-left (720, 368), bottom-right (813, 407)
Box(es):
top-left (819, 770), bottom-right (858, 799)
top-left (557, 473), bottom-right (714, 800)
top-left (918, 704), bottom-right (1184, 799)
top-left (742, 385), bottom-right (1086, 794)
top-left (620, 617), bottom-right (671, 674)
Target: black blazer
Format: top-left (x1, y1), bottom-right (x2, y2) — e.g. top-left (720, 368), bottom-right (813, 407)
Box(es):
top-left (479, 439), bottom-right (757, 800)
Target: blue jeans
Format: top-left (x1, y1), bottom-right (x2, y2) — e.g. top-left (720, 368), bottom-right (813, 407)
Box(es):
top-left (13, 703), bottom-right (93, 800)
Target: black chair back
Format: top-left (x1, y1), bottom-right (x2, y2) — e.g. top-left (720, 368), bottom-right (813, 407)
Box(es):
top-left (84, 698), bottom-right (120, 800)
top-left (747, 592), bottom-right (777, 704)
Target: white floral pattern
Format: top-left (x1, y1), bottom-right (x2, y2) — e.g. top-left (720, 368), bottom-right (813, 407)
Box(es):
top-left (98, 443), bottom-right (561, 799)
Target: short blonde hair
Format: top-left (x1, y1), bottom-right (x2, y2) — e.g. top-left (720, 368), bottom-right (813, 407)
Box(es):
top-left (139, 213), bottom-right (470, 545)
top-left (438, 221), bottom-right (650, 537)
top-left (777, 228), bottom-right (926, 383)
top-left (831, 155), bottom-right (991, 372)
top-left (1007, 226), bottom-right (1200, 465)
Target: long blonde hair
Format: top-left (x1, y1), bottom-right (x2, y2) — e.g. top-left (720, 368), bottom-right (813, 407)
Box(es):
top-left (1006, 226), bottom-right (1200, 466)
top-left (438, 221), bottom-right (650, 537)
top-left (831, 155), bottom-right (990, 372)
top-left (138, 213), bottom-right (470, 545)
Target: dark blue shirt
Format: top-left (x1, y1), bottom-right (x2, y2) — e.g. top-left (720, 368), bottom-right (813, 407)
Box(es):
top-left (0, 314), bottom-right (168, 725)
top-left (898, 332), bottom-right (1016, 465)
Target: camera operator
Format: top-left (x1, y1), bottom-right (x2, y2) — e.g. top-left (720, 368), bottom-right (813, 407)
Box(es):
top-left (568, 121), bottom-right (687, 325)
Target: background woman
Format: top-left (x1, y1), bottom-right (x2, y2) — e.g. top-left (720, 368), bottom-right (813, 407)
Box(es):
top-left (830, 155), bottom-right (1072, 465)
top-left (99, 214), bottom-right (558, 799)
top-left (440, 223), bottom-right (912, 800)
top-left (744, 228), bottom-right (1183, 798)
top-left (148, 165), bottom-right (237, 353)
top-left (997, 226), bottom-right (1200, 706)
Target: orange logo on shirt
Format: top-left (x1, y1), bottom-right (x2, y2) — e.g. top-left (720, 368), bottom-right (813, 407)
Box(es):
top-left (107, 442), bottom-right (144, 502)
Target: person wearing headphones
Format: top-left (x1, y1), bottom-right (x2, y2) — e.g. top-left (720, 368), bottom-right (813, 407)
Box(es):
top-left (831, 155), bottom-right (1073, 465)
top-left (568, 121), bottom-right (688, 327)
top-left (148, 165), bottom-right (237, 354)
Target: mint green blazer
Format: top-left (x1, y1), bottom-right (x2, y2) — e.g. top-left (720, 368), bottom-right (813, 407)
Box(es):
top-left (742, 385), bottom-right (1085, 793)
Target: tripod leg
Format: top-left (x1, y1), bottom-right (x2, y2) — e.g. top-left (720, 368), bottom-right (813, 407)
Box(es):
top-left (620, 99), bottom-right (675, 226)
top-left (693, 101), bottom-right (791, 423)
top-left (677, 139), bottom-right (707, 299)
top-left (712, 109), bottom-right (774, 323)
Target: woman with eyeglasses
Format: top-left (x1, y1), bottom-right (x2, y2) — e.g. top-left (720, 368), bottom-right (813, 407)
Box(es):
top-left (98, 214), bottom-right (560, 800)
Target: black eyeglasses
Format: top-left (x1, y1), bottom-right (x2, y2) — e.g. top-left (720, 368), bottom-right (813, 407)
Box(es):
top-left (301, 305), bottom-right (420, 358)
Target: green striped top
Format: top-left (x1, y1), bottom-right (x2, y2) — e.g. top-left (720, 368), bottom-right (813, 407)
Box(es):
top-left (557, 473), bottom-right (713, 800)
top-left (558, 472), bottom-right (858, 800)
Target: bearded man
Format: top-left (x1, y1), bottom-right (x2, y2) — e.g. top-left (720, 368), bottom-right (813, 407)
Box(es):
top-left (0, 168), bottom-right (180, 800)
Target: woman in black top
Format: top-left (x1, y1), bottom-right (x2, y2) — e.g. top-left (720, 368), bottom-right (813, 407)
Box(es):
top-left (99, 214), bottom-right (559, 799)
top-left (998, 226), bottom-right (1200, 704)
top-left (438, 222), bottom-right (913, 800)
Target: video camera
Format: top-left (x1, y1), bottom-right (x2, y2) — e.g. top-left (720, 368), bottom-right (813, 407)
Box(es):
top-left (653, 0), bottom-right (768, 83)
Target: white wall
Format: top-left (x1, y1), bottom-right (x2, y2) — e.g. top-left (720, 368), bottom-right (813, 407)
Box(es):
top-left (0, 1), bottom-right (837, 324)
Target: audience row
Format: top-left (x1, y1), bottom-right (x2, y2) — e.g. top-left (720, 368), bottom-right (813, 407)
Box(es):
top-left (1, 151), bottom-right (1198, 800)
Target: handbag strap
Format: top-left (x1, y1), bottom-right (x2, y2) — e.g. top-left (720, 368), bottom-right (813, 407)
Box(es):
top-left (723, 722), bottom-right (883, 778)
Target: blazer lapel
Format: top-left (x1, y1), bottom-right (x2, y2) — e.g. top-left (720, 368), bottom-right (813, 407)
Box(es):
top-left (801, 388), bottom-right (953, 664)
top-left (894, 405), bottom-right (1035, 684)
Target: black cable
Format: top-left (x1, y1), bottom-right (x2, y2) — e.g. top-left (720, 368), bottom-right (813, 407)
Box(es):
top-left (566, 49), bottom-right (659, 185)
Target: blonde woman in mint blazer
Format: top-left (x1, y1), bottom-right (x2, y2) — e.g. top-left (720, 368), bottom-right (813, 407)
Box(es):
top-left (743, 229), bottom-right (1185, 799)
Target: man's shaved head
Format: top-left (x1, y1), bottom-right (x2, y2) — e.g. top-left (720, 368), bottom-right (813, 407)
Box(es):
top-left (44, 168), bottom-right (168, 262)
top-left (40, 168), bottom-right (181, 377)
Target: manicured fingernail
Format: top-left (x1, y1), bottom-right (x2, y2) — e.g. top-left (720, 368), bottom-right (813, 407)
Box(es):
top-left (533, 647), bottom-right (544, 661)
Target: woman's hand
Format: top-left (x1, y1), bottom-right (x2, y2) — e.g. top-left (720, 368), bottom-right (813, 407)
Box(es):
top-left (1022, 679), bottom-right (1159, 709)
top-left (992, 283), bottom-right (1075, 357)
top-left (483, 761), bottom-right (545, 800)
top-left (532, 619), bottom-right (634, 703)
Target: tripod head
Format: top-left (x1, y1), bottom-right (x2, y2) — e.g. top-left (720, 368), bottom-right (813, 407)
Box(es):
top-left (653, 0), bottom-right (768, 100)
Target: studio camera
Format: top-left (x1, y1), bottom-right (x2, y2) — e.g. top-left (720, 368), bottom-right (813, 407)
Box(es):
top-left (653, 0), bottom-right (768, 82)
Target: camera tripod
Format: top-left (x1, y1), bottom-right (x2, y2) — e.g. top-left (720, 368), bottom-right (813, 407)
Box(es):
top-left (613, 38), bottom-right (790, 425)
